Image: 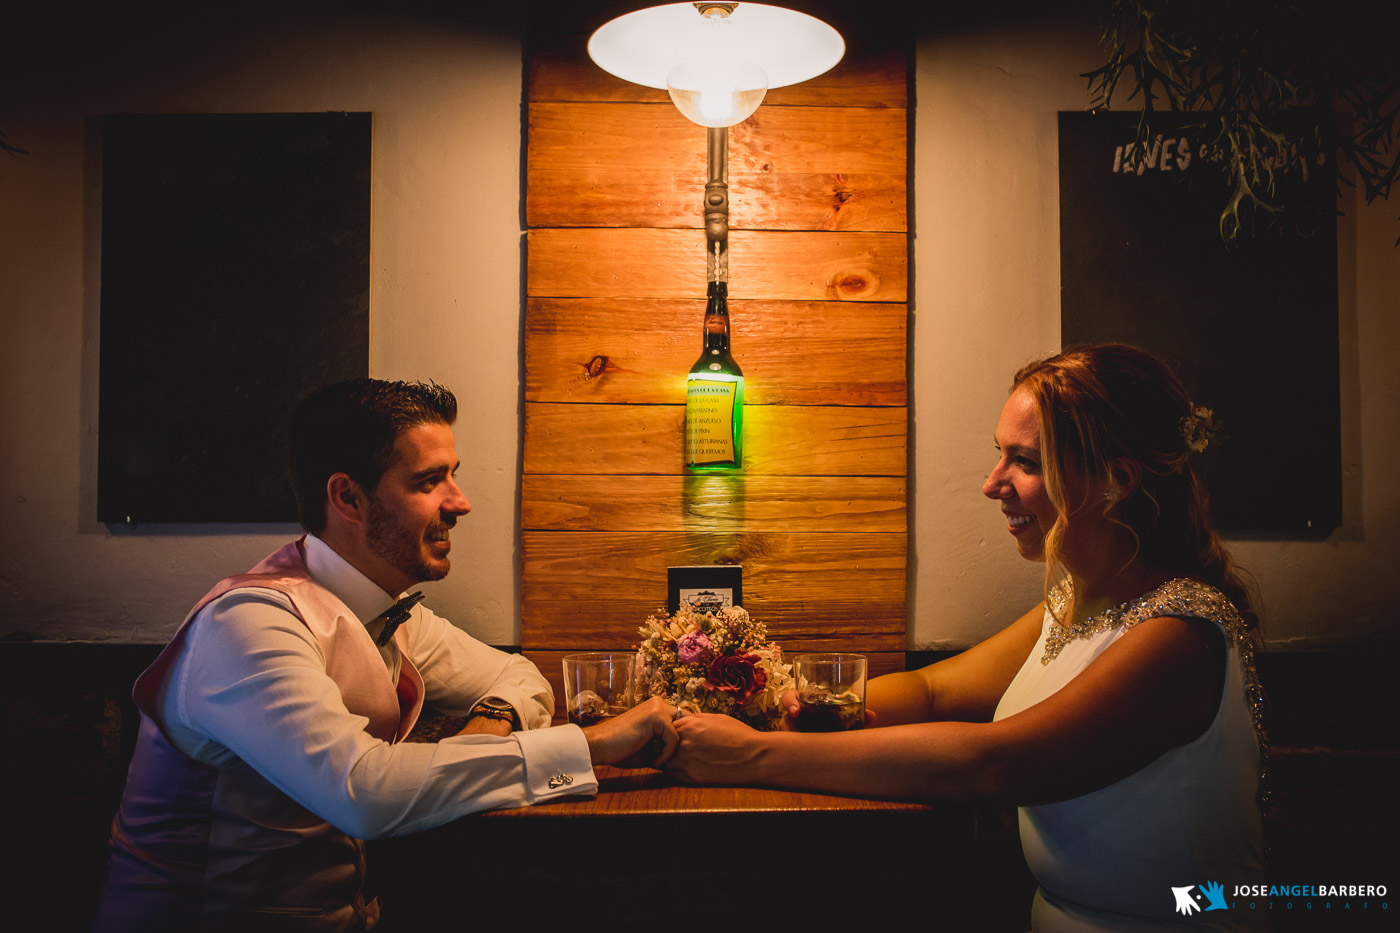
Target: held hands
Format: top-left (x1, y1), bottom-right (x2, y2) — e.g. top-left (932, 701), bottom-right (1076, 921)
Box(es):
top-left (668, 712), bottom-right (767, 785)
top-left (582, 696), bottom-right (680, 770)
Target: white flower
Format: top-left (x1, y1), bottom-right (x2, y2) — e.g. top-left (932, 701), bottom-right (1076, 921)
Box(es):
top-left (1180, 405), bottom-right (1215, 453)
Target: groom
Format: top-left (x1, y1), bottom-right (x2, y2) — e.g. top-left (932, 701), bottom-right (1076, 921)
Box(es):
top-left (95, 378), bottom-right (676, 932)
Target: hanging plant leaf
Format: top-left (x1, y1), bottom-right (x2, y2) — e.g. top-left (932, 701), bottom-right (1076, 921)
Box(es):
top-left (1082, 0), bottom-right (1399, 244)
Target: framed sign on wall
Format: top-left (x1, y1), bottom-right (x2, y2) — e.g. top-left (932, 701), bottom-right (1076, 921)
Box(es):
top-left (1058, 111), bottom-right (1340, 534)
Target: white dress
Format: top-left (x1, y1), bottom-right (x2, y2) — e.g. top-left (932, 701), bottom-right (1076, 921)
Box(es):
top-left (993, 579), bottom-right (1267, 932)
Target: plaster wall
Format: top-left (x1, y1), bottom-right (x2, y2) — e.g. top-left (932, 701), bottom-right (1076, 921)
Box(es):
top-left (1, 4), bottom-right (1394, 649)
top-left (909, 11), bottom-right (1400, 649)
top-left (1, 5), bottom-right (529, 645)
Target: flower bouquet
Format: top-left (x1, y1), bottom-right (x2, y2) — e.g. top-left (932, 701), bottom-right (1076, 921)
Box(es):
top-left (633, 604), bottom-right (794, 731)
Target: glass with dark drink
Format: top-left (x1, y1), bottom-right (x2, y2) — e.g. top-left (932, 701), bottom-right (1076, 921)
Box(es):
top-left (796, 690), bottom-right (865, 732)
top-left (567, 690), bottom-right (631, 727)
top-left (563, 652), bottom-right (636, 726)
top-left (792, 653), bottom-right (867, 733)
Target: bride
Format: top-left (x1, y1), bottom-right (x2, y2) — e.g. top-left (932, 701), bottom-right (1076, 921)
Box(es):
top-left (668, 344), bottom-right (1266, 932)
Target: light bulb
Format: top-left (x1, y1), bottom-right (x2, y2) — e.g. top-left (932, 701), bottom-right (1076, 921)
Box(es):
top-left (587, 3), bottom-right (844, 124)
top-left (666, 59), bottom-right (767, 128)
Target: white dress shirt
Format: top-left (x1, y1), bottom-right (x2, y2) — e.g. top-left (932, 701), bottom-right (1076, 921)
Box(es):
top-left (153, 535), bottom-right (596, 838)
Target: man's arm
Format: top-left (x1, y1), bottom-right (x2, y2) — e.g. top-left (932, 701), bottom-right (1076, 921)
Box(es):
top-left (406, 610), bottom-right (681, 764)
top-left (162, 591), bottom-right (596, 839)
top-left (400, 604), bottom-right (555, 730)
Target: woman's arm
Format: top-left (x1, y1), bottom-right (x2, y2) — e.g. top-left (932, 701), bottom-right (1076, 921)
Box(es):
top-left (864, 601), bottom-right (1045, 726)
top-left (672, 613), bottom-right (1226, 805)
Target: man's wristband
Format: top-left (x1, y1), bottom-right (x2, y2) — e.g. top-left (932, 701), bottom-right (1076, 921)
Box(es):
top-left (468, 698), bottom-right (520, 731)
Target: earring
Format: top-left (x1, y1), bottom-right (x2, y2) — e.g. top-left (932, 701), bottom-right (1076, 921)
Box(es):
top-left (1104, 485), bottom-right (1119, 504)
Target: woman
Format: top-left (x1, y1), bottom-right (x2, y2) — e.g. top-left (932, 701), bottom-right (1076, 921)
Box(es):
top-left (668, 344), bottom-right (1266, 932)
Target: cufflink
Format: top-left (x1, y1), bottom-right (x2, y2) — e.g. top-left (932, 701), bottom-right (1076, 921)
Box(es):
top-left (548, 772), bottom-right (574, 788)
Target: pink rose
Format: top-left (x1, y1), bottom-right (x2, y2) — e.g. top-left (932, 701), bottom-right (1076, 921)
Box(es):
top-left (705, 652), bottom-right (768, 703)
top-left (676, 630), bottom-right (713, 665)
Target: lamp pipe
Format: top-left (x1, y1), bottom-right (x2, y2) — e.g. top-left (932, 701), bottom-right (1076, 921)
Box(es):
top-left (705, 125), bottom-right (729, 283)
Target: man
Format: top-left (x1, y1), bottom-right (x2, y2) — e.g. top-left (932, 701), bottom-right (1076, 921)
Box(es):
top-left (95, 379), bottom-right (676, 931)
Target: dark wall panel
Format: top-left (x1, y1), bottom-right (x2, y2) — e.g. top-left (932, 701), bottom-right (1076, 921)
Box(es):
top-left (98, 112), bottom-right (370, 523)
top-left (1059, 111), bottom-right (1340, 533)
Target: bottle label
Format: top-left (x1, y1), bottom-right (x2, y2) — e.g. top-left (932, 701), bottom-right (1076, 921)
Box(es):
top-left (685, 377), bottom-right (738, 465)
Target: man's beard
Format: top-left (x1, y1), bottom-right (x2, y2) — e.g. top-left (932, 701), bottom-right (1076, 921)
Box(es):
top-left (365, 494), bottom-right (450, 585)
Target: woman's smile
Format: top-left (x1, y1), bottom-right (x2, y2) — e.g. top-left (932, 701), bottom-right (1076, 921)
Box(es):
top-left (984, 388), bottom-right (1058, 561)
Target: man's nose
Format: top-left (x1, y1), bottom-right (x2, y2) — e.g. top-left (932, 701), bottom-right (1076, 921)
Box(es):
top-left (444, 480), bottom-right (471, 515)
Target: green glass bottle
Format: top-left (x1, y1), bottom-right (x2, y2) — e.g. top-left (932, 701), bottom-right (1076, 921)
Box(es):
top-left (684, 281), bottom-right (744, 471)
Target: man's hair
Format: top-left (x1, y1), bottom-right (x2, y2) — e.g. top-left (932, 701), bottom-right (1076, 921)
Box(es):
top-left (288, 378), bottom-right (458, 534)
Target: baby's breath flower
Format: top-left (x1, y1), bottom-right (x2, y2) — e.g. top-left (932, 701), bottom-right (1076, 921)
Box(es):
top-left (627, 605), bottom-right (794, 731)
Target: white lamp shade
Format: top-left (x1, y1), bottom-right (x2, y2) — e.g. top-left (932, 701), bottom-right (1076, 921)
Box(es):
top-left (588, 3), bottom-right (845, 92)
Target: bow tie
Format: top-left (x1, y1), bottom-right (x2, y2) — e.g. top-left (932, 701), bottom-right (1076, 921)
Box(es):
top-left (371, 591), bottom-right (425, 646)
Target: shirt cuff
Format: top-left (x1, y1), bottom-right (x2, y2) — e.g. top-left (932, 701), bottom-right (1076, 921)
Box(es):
top-left (515, 724), bottom-right (597, 801)
top-left (476, 685), bottom-right (550, 730)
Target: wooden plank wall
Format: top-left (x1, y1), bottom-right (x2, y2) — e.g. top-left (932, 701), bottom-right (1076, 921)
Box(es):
top-left (522, 29), bottom-right (909, 713)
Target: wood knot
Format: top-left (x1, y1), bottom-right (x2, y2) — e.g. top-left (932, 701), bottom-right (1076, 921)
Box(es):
top-left (826, 272), bottom-right (874, 299)
top-left (581, 355), bottom-right (608, 378)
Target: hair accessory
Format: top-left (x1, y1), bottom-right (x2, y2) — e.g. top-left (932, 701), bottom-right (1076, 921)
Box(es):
top-left (1180, 405), bottom-right (1216, 454)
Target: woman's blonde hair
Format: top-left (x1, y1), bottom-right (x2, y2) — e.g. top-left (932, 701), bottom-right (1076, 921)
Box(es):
top-left (1011, 344), bottom-right (1253, 620)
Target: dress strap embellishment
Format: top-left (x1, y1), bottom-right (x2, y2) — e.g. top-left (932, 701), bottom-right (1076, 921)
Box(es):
top-left (1039, 577), bottom-right (1267, 798)
top-left (1040, 578), bottom-right (1246, 664)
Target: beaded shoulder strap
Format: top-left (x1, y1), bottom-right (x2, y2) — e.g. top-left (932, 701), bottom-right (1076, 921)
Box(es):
top-left (1042, 578), bottom-right (1246, 663)
top-left (1041, 578), bottom-right (1265, 751)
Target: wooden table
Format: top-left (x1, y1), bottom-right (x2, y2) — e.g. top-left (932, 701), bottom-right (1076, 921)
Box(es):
top-left (369, 767), bottom-right (977, 930)
top-left (482, 764), bottom-right (938, 817)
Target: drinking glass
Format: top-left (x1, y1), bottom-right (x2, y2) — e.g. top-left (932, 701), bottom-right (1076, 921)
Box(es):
top-left (562, 652), bottom-right (636, 726)
top-left (791, 653), bottom-right (867, 732)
